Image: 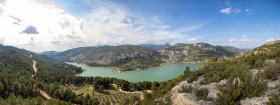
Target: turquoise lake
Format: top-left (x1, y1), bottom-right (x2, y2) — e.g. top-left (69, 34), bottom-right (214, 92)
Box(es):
top-left (68, 62), bottom-right (204, 83)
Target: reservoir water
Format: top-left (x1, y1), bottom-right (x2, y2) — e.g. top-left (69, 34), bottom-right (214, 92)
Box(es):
top-left (68, 62), bottom-right (204, 82)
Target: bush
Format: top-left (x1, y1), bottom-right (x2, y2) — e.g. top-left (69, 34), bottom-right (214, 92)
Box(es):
top-left (179, 85), bottom-right (193, 93)
top-left (267, 96), bottom-right (280, 105)
top-left (103, 91), bottom-right (110, 95)
top-left (214, 79), bottom-right (242, 105)
top-left (214, 73), bottom-right (267, 105)
top-left (195, 88), bottom-right (209, 101)
top-left (264, 63), bottom-right (280, 80)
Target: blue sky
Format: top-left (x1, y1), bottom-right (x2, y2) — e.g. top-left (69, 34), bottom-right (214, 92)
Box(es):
top-left (0, 0), bottom-right (279, 52)
top-left (54, 0), bottom-right (280, 48)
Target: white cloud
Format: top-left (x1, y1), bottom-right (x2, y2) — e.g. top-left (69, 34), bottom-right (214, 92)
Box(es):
top-left (245, 9), bottom-right (250, 12)
top-left (226, 34), bottom-right (260, 48)
top-left (0, 0), bottom-right (202, 52)
top-left (176, 24), bottom-right (204, 33)
top-left (239, 34), bottom-right (254, 42)
top-left (229, 38), bottom-right (235, 43)
top-left (225, 0), bottom-right (231, 6)
top-left (265, 38), bottom-right (275, 42)
top-left (220, 7), bottom-right (242, 14)
top-left (235, 9), bottom-right (241, 14)
top-left (0, 0), bottom-right (83, 52)
top-left (187, 38), bottom-right (197, 42)
top-left (220, 7), bottom-right (231, 14)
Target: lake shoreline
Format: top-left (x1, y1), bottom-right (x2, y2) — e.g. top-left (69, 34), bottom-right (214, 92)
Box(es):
top-left (67, 62), bottom-right (169, 73)
top-left (68, 61), bottom-right (205, 74)
top-left (68, 62), bottom-right (205, 82)
top-left (74, 69), bottom-right (86, 76)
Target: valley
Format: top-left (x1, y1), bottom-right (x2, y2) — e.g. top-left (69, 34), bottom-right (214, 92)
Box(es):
top-left (0, 0), bottom-right (279, 104)
top-left (0, 40), bottom-right (280, 105)
top-left (69, 62), bottom-right (204, 82)
top-left (42, 43), bottom-right (246, 72)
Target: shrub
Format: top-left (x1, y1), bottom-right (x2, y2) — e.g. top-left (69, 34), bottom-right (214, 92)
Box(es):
top-left (214, 79), bottom-right (242, 105)
top-left (195, 88), bottom-right (209, 101)
top-left (214, 73), bottom-right (267, 105)
top-left (267, 96), bottom-right (280, 105)
top-left (179, 85), bottom-right (193, 93)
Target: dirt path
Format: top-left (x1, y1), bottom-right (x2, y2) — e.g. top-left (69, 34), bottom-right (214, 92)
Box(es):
top-left (32, 60), bottom-right (37, 75)
top-left (30, 56), bottom-right (54, 100)
top-left (110, 84), bottom-right (152, 99)
top-left (111, 84), bottom-right (152, 94)
top-left (39, 89), bottom-right (53, 100)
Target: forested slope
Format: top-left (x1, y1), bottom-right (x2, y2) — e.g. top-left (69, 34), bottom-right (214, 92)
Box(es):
top-left (0, 45), bottom-right (99, 104)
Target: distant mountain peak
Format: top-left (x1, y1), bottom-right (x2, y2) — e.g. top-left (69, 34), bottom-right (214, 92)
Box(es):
top-left (193, 42), bottom-right (212, 48)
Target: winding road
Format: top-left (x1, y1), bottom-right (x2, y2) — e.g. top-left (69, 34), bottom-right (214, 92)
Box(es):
top-left (32, 60), bottom-right (37, 75)
top-left (31, 55), bottom-right (54, 100)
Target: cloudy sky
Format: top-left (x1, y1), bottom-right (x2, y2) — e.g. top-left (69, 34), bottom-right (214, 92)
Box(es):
top-left (0, 0), bottom-right (279, 52)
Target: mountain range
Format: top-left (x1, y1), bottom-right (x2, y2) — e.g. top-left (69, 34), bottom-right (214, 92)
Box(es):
top-left (40, 42), bottom-right (250, 71)
top-left (1, 40), bottom-right (279, 104)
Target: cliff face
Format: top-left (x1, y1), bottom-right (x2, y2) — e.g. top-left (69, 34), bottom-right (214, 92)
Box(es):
top-left (52, 45), bottom-right (164, 71)
top-left (159, 43), bottom-right (235, 62)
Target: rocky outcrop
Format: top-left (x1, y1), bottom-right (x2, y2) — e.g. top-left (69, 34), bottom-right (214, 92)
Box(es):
top-left (52, 45), bottom-right (164, 71)
top-left (264, 40), bottom-right (280, 46)
top-left (171, 77), bottom-right (227, 105)
top-left (159, 43), bottom-right (235, 62)
top-left (159, 50), bottom-right (183, 62)
top-left (240, 97), bottom-right (269, 105)
top-left (265, 59), bottom-right (276, 66)
top-left (66, 49), bottom-right (158, 65)
top-left (240, 80), bottom-right (280, 105)
top-left (250, 40), bottom-right (280, 55)
top-left (172, 93), bottom-right (212, 105)
top-left (172, 75), bottom-right (280, 105)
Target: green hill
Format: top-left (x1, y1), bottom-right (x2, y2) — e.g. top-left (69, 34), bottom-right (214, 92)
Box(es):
top-left (1, 41), bottom-right (279, 105)
top-left (43, 43), bottom-right (247, 71)
top-left (0, 45), bottom-right (98, 104)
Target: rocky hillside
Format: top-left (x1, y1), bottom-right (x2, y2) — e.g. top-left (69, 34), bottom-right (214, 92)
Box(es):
top-left (41, 43), bottom-right (247, 71)
top-left (220, 46), bottom-right (250, 55)
top-left (171, 40), bottom-right (280, 105)
top-left (159, 43), bottom-right (236, 62)
top-left (138, 43), bottom-right (171, 50)
top-left (50, 45), bottom-right (164, 71)
top-left (251, 40), bottom-right (280, 55)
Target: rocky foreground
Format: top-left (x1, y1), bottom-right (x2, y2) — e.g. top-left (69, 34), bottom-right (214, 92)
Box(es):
top-left (171, 68), bottom-right (280, 105)
top-left (171, 77), bottom-right (227, 105)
